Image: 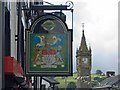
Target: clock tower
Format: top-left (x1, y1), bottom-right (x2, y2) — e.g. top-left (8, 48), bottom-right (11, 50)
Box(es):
top-left (76, 23), bottom-right (92, 88)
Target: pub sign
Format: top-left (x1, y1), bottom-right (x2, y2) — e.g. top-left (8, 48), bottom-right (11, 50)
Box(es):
top-left (25, 14), bottom-right (72, 76)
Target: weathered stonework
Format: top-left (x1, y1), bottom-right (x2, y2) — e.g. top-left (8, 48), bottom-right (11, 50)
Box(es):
top-left (76, 30), bottom-right (92, 88)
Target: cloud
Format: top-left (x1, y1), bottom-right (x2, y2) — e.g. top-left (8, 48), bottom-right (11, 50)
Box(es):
top-left (73, 0), bottom-right (118, 73)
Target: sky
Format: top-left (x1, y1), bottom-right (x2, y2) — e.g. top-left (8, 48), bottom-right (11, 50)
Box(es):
top-left (44, 0), bottom-right (119, 74)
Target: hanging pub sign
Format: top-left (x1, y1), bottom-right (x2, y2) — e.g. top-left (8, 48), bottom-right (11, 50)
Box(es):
top-left (25, 14), bottom-right (72, 76)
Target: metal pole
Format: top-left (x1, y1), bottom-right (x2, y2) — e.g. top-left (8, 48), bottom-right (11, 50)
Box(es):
top-left (40, 77), bottom-right (42, 90)
top-left (17, 2), bottom-right (22, 64)
top-left (65, 77), bottom-right (67, 89)
top-left (34, 76), bottom-right (37, 90)
top-left (0, 1), bottom-right (5, 89)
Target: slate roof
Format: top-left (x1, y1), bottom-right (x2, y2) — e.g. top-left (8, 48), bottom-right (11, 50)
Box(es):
top-left (92, 75), bottom-right (120, 90)
top-left (99, 75), bottom-right (120, 86)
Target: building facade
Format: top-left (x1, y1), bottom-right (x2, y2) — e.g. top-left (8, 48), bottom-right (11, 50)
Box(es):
top-left (76, 27), bottom-right (92, 88)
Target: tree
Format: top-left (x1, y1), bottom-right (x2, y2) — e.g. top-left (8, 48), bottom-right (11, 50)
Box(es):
top-left (91, 80), bottom-right (99, 87)
top-left (96, 70), bottom-right (103, 75)
top-left (94, 77), bottom-right (104, 82)
top-left (66, 82), bottom-right (76, 89)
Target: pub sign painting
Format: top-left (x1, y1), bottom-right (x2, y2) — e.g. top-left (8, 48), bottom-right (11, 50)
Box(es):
top-left (26, 14), bottom-right (72, 76)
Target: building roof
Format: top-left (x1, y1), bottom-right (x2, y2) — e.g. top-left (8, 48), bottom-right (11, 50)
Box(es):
top-left (93, 75), bottom-right (120, 89)
top-left (99, 75), bottom-right (120, 86)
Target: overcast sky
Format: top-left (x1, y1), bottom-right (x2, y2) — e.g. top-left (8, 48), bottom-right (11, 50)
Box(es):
top-left (45, 0), bottom-right (119, 74)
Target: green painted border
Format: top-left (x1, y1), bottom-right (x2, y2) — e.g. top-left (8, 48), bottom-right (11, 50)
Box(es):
top-left (25, 31), bottom-right (72, 76)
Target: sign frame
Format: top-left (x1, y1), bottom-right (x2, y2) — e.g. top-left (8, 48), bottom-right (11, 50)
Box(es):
top-left (25, 14), bottom-right (72, 76)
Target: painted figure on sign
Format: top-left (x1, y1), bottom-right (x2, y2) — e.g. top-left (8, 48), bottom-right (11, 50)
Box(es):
top-left (55, 45), bottom-right (63, 62)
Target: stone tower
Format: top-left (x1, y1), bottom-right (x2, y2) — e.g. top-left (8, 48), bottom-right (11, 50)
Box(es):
top-left (76, 23), bottom-right (92, 88)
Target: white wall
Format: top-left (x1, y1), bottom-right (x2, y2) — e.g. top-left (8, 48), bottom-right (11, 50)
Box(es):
top-left (10, 2), bottom-right (17, 59)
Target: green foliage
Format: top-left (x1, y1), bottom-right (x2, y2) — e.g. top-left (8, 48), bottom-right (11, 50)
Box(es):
top-left (91, 80), bottom-right (99, 87)
top-left (55, 73), bottom-right (107, 88)
top-left (94, 77), bottom-right (104, 82)
top-left (94, 77), bottom-right (99, 80)
top-left (55, 73), bottom-right (77, 88)
top-left (91, 74), bottom-right (106, 87)
top-left (96, 70), bottom-right (103, 75)
top-left (66, 82), bottom-right (76, 89)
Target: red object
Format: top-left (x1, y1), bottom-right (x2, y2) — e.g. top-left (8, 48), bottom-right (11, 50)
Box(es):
top-left (4, 56), bottom-right (24, 77)
top-left (42, 50), bottom-right (56, 55)
top-left (27, 81), bottom-right (32, 88)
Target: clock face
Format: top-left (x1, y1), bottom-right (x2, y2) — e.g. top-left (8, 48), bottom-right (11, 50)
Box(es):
top-left (82, 57), bottom-right (88, 64)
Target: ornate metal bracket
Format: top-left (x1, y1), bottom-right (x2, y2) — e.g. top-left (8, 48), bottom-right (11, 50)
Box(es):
top-left (43, 1), bottom-right (74, 9)
top-left (66, 1), bottom-right (74, 9)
